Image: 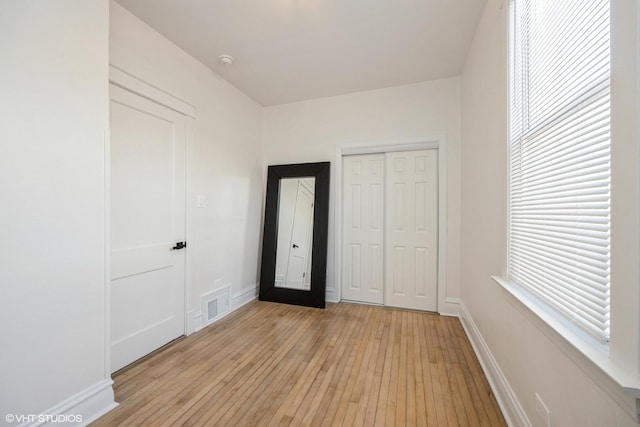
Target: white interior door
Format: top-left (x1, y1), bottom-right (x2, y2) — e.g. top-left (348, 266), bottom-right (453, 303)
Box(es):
top-left (342, 154), bottom-right (385, 304)
top-left (284, 180), bottom-right (314, 290)
top-left (110, 84), bottom-right (186, 373)
top-left (385, 150), bottom-right (438, 311)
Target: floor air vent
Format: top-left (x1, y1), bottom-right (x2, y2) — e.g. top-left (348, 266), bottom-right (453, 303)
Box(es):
top-left (201, 285), bottom-right (231, 327)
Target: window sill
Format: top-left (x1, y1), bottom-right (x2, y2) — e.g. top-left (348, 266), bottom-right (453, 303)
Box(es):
top-left (491, 275), bottom-right (640, 419)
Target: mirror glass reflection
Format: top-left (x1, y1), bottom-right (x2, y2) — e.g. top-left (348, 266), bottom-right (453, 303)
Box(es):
top-left (274, 177), bottom-right (315, 290)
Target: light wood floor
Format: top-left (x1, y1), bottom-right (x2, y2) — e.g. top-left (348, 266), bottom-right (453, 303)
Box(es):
top-left (93, 301), bottom-right (506, 426)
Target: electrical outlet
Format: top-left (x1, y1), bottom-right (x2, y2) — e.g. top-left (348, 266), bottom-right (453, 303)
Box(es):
top-left (535, 393), bottom-right (551, 427)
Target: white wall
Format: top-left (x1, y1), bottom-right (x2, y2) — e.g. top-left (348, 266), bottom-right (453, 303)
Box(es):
top-left (110, 2), bottom-right (264, 322)
top-left (460, 0), bottom-right (640, 426)
top-left (0, 0), bottom-right (115, 421)
top-left (262, 78), bottom-right (462, 305)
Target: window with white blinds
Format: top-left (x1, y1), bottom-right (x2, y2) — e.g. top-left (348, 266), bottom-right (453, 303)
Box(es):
top-left (508, 0), bottom-right (611, 344)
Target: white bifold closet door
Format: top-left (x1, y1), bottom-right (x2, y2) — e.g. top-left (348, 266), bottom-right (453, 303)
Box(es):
top-left (342, 150), bottom-right (438, 311)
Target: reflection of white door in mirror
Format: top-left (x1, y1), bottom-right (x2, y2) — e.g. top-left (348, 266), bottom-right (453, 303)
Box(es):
top-left (275, 178), bottom-right (315, 290)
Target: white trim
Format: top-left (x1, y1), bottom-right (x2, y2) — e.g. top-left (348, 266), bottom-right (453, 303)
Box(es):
top-left (340, 299), bottom-right (384, 307)
top-left (325, 287), bottom-right (339, 304)
top-left (458, 302), bottom-right (531, 427)
top-left (189, 284), bottom-right (258, 334)
top-left (23, 380), bottom-right (118, 427)
top-left (201, 284), bottom-right (233, 327)
top-left (184, 116), bottom-right (196, 336)
top-left (333, 145), bottom-right (343, 303)
top-left (493, 275), bottom-right (640, 420)
top-left (103, 129), bottom-right (112, 378)
top-left (329, 147), bottom-right (343, 303)
top-left (186, 309), bottom-right (201, 335)
top-left (326, 296), bottom-right (340, 304)
top-left (334, 138), bottom-right (449, 314)
top-left (106, 74), bottom-right (195, 374)
top-left (340, 140), bottom-right (440, 156)
top-left (435, 139), bottom-right (448, 315)
top-left (439, 297), bottom-right (460, 317)
top-left (232, 283), bottom-right (259, 310)
top-left (101, 131), bottom-right (116, 426)
top-left (108, 65), bottom-right (196, 119)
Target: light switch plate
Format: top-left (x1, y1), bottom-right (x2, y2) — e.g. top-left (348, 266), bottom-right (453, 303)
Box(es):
top-left (197, 195), bottom-right (206, 208)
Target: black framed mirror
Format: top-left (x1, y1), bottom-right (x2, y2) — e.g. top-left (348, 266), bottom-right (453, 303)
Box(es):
top-left (259, 162), bottom-right (330, 308)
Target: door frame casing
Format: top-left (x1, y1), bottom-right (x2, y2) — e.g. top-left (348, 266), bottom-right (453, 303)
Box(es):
top-left (334, 138), bottom-right (457, 315)
top-left (106, 65), bottom-right (196, 376)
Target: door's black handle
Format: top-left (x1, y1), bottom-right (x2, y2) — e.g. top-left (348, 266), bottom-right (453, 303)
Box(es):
top-left (171, 241), bottom-right (187, 250)
top-left (292, 243), bottom-right (299, 248)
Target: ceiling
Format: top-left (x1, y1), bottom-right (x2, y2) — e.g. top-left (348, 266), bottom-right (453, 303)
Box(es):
top-left (115, 0), bottom-right (487, 106)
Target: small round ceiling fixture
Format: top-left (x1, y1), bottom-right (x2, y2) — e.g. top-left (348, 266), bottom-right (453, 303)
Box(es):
top-left (218, 54), bottom-right (234, 65)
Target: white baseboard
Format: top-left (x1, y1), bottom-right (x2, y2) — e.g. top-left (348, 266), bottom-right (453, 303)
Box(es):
top-left (24, 379), bottom-right (117, 427)
top-left (187, 310), bottom-right (202, 335)
top-left (439, 297), bottom-right (461, 317)
top-left (325, 286), bottom-right (338, 304)
top-left (231, 283), bottom-right (258, 310)
top-left (327, 296), bottom-right (458, 308)
top-left (458, 302), bottom-right (531, 427)
top-left (186, 309), bottom-right (201, 335)
top-left (187, 284), bottom-right (257, 335)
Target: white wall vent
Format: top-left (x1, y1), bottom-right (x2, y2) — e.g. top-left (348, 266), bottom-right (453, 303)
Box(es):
top-left (201, 284), bottom-right (231, 327)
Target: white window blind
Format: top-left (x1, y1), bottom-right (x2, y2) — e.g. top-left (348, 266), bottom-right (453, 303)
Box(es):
top-left (509, 0), bottom-right (611, 344)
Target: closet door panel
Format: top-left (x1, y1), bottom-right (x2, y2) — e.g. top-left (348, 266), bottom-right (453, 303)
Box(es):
top-left (385, 150), bottom-right (438, 311)
top-left (342, 154), bottom-right (385, 304)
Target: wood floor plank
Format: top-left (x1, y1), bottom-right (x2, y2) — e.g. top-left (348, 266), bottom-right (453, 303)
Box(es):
top-left (339, 305), bottom-right (381, 427)
top-left (373, 309), bottom-right (396, 427)
top-left (186, 304), bottom-right (318, 426)
top-left (356, 307), bottom-right (389, 427)
top-left (342, 307), bottom-right (383, 426)
top-left (111, 302), bottom-right (280, 425)
top-left (309, 305), bottom-right (369, 427)
top-left (135, 304), bottom-right (302, 425)
top-left (296, 304), bottom-right (365, 427)
top-left (268, 305), bottom-right (351, 426)
top-left (407, 312), bottom-right (422, 427)
top-left (318, 305), bottom-right (375, 427)
top-left (416, 312), bottom-right (440, 426)
top-left (395, 311), bottom-right (409, 427)
top-left (422, 312), bottom-right (454, 426)
top-left (91, 301), bottom-right (506, 427)
top-left (384, 309), bottom-right (403, 427)
top-left (424, 313), bottom-right (438, 426)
